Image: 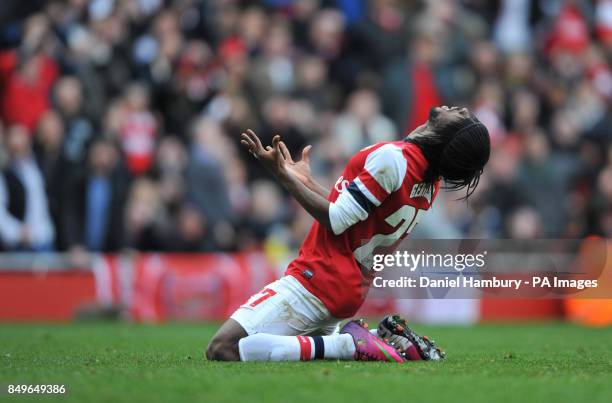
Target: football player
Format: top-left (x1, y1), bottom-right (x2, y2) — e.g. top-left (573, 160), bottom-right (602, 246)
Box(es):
top-left (206, 106), bottom-right (490, 362)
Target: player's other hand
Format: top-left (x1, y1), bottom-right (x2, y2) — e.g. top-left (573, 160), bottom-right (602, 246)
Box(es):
top-left (278, 142), bottom-right (313, 185)
top-left (240, 129), bottom-right (288, 179)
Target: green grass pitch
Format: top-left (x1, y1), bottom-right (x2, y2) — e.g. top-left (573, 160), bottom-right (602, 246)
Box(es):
top-left (1, 322), bottom-right (611, 403)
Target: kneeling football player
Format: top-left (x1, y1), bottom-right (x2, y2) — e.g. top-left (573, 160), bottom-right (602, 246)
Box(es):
top-left (206, 106), bottom-right (490, 362)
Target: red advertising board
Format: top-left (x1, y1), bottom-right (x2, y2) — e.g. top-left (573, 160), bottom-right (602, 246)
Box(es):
top-left (0, 252), bottom-right (277, 322)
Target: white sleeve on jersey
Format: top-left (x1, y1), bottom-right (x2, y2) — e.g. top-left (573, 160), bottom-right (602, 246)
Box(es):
top-left (328, 143), bottom-right (407, 235)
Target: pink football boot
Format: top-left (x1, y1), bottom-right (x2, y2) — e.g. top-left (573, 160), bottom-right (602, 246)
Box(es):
top-left (340, 319), bottom-right (405, 363)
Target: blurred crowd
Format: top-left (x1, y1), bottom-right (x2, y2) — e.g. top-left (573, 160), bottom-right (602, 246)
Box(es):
top-left (0, 0), bottom-right (610, 256)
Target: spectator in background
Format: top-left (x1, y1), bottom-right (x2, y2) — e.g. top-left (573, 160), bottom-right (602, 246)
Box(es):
top-left (332, 88), bottom-right (396, 158)
top-left (53, 76), bottom-right (94, 173)
top-left (239, 6), bottom-right (268, 53)
top-left (160, 39), bottom-right (219, 138)
top-left (308, 9), bottom-right (351, 91)
top-left (472, 80), bottom-right (506, 143)
top-left (187, 117), bottom-right (235, 250)
top-left (492, 0), bottom-right (533, 53)
top-left (0, 14), bottom-right (58, 132)
top-left (516, 128), bottom-right (567, 236)
top-left (0, 49), bottom-right (58, 133)
top-left (154, 136), bottom-right (188, 215)
top-left (247, 21), bottom-right (296, 105)
top-left (165, 204), bottom-right (212, 252)
top-left (0, 125), bottom-right (55, 250)
top-left (507, 206), bottom-right (543, 239)
top-left (117, 83), bottom-right (158, 176)
top-left (247, 180), bottom-right (288, 242)
top-left (260, 96), bottom-right (308, 163)
top-left (293, 54), bottom-right (335, 113)
top-left (63, 139), bottom-right (128, 252)
top-left (124, 177), bottom-right (166, 251)
top-left (382, 27), bottom-right (443, 135)
top-left (352, 0), bottom-right (410, 72)
top-left (34, 110), bottom-right (69, 249)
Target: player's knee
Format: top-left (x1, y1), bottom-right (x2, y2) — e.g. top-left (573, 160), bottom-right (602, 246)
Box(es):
top-left (206, 336), bottom-right (239, 361)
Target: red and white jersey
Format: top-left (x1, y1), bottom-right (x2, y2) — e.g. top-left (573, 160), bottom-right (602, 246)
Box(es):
top-left (285, 141), bottom-right (441, 318)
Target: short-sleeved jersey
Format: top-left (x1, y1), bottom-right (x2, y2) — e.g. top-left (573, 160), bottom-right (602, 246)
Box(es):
top-left (285, 141), bottom-right (441, 318)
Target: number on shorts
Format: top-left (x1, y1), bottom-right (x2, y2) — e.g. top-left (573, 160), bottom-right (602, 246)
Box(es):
top-left (248, 288), bottom-right (277, 307)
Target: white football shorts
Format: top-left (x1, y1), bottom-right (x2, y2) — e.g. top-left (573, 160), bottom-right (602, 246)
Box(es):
top-left (230, 275), bottom-right (340, 336)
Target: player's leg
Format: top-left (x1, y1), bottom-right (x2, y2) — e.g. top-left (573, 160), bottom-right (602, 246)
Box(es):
top-left (208, 276), bottom-right (404, 362)
top-left (237, 332), bottom-right (356, 361)
top-left (238, 318), bottom-right (405, 362)
top-left (232, 276), bottom-right (404, 362)
top-left (206, 276), bottom-right (317, 361)
top-left (206, 277), bottom-right (300, 361)
top-left (207, 275), bottom-right (355, 361)
top-left (237, 316), bottom-right (356, 361)
top-left (296, 321), bottom-right (357, 360)
top-left (238, 276), bottom-right (358, 361)
top-left (205, 318), bottom-right (246, 361)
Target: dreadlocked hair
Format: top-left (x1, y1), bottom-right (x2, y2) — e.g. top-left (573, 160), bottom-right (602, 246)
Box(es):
top-left (406, 116), bottom-right (490, 200)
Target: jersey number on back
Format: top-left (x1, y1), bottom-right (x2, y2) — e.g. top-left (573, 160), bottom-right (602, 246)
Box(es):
top-left (353, 205), bottom-right (422, 269)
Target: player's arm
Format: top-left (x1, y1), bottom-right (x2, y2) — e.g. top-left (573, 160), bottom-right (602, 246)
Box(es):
top-left (241, 130), bottom-right (333, 231)
top-left (327, 143), bottom-right (407, 235)
top-left (300, 178), bottom-right (328, 199)
top-left (278, 166), bottom-right (332, 230)
top-left (277, 141), bottom-right (329, 198)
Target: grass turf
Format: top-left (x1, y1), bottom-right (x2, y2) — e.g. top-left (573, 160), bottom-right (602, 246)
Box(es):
top-left (0, 322), bottom-right (611, 403)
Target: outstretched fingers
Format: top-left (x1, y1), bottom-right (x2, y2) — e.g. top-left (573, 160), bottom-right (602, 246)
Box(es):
top-left (279, 141), bottom-right (293, 162)
top-left (241, 129), bottom-right (263, 152)
top-left (240, 131), bottom-right (290, 171)
top-left (240, 132), bottom-right (257, 155)
top-left (272, 135), bottom-right (285, 164)
top-left (246, 129), bottom-right (264, 150)
top-left (272, 135), bottom-right (281, 154)
top-left (301, 145), bottom-right (312, 163)
top-left (240, 132), bottom-right (254, 148)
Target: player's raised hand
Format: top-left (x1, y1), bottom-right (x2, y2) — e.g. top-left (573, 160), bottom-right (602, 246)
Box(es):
top-left (279, 142), bottom-right (313, 185)
top-left (241, 130), bottom-right (288, 178)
